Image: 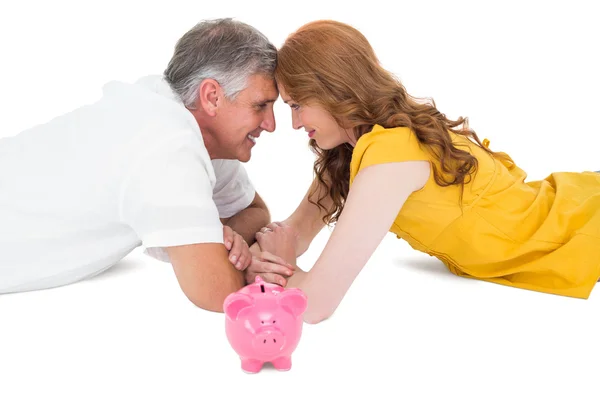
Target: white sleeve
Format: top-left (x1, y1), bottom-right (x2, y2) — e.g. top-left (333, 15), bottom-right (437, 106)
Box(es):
top-left (119, 133), bottom-right (224, 262)
top-left (211, 159), bottom-right (256, 218)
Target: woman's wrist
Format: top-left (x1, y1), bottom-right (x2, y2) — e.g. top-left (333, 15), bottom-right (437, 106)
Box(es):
top-left (286, 267), bottom-right (307, 289)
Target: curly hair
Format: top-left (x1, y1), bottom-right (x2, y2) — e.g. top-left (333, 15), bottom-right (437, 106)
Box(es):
top-left (275, 20), bottom-right (514, 225)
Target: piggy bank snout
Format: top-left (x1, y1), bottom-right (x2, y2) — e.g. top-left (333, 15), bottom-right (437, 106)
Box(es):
top-left (253, 329), bottom-right (285, 355)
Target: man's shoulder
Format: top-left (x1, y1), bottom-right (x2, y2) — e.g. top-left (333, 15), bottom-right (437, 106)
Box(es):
top-left (102, 75), bottom-right (182, 111)
top-left (132, 75), bottom-right (179, 102)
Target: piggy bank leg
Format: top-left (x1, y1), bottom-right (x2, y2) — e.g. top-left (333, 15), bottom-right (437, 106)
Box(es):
top-left (241, 358), bottom-right (264, 374)
top-left (271, 356), bottom-right (292, 371)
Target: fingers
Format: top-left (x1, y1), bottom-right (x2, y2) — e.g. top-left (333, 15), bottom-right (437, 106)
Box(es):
top-left (251, 257), bottom-right (294, 276)
top-left (223, 225), bottom-right (234, 250)
top-left (259, 251), bottom-right (294, 268)
top-left (240, 246), bottom-right (252, 270)
top-left (266, 222), bottom-right (283, 230)
top-left (247, 272), bottom-right (287, 287)
top-left (224, 227), bottom-right (253, 271)
top-left (229, 234), bottom-right (247, 270)
top-left (258, 221), bottom-right (285, 234)
top-left (255, 231), bottom-right (267, 247)
top-left (255, 229), bottom-right (270, 242)
top-left (263, 273), bottom-right (287, 286)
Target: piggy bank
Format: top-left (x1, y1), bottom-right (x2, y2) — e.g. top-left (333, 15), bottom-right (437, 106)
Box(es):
top-left (223, 276), bottom-right (307, 373)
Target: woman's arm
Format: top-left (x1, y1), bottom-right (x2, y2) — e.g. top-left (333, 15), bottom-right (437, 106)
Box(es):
top-left (243, 177), bottom-right (331, 286)
top-left (247, 174), bottom-right (331, 263)
top-left (277, 160), bottom-right (430, 324)
top-left (282, 176), bottom-right (333, 257)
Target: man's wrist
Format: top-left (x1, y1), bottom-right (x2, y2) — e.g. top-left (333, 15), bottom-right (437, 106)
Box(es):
top-left (225, 205), bottom-right (270, 245)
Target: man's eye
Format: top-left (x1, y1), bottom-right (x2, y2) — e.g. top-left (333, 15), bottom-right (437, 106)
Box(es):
top-left (291, 104), bottom-right (300, 110)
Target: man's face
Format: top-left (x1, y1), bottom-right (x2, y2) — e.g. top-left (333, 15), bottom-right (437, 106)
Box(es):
top-left (212, 74), bottom-right (278, 162)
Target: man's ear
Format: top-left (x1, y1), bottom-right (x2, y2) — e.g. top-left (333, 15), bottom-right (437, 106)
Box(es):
top-left (196, 78), bottom-right (221, 117)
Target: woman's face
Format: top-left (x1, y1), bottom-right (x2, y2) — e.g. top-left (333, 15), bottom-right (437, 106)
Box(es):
top-left (278, 83), bottom-right (356, 149)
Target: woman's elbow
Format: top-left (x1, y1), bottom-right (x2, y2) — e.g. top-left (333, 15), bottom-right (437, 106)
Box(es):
top-left (303, 315), bottom-right (328, 325)
top-left (302, 306), bottom-right (334, 325)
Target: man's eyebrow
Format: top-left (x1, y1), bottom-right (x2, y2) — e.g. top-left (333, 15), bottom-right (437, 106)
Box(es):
top-left (253, 97), bottom-right (278, 105)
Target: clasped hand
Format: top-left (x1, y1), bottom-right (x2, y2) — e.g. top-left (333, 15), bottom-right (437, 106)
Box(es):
top-left (228, 222), bottom-right (299, 286)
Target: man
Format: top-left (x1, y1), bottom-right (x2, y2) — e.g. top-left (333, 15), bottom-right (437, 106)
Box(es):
top-left (0, 18), bottom-right (292, 312)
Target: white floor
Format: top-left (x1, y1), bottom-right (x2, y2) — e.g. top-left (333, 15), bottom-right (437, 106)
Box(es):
top-left (2, 230), bottom-right (599, 400)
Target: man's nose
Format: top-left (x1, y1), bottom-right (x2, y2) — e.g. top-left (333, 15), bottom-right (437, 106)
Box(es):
top-left (260, 109), bottom-right (276, 132)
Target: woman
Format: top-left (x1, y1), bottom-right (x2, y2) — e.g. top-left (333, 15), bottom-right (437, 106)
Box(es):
top-left (245, 20), bottom-right (600, 324)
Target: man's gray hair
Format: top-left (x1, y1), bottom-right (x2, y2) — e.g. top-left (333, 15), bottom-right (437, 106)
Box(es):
top-left (164, 18), bottom-right (277, 108)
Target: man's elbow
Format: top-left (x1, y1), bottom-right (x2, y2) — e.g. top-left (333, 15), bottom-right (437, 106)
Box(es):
top-left (185, 290), bottom-right (233, 313)
top-left (187, 294), bottom-right (226, 313)
top-left (183, 280), bottom-right (245, 314)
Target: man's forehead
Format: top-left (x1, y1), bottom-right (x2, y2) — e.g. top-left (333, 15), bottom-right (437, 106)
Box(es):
top-left (247, 76), bottom-right (279, 103)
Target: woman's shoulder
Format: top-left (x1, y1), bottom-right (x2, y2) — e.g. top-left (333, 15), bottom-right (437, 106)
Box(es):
top-left (353, 124), bottom-right (427, 158)
top-left (350, 124), bottom-right (431, 178)
top-left (357, 124), bottom-right (412, 140)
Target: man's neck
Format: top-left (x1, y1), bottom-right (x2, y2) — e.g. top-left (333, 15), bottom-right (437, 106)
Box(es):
top-left (188, 108), bottom-right (220, 160)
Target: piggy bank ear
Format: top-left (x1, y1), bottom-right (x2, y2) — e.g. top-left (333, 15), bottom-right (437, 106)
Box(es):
top-left (223, 293), bottom-right (254, 321)
top-left (278, 289), bottom-right (307, 318)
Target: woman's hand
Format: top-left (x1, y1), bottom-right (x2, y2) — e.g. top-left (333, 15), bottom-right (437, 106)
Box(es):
top-left (254, 222), bottom-right (299, 266)
top-left (244, 250), bottom-right (295, 286)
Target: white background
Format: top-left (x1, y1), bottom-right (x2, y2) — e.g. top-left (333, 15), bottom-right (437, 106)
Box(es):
top-left (1, 0), bottom-right (599, 399)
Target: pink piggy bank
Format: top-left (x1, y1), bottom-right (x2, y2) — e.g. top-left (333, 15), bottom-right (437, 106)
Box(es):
top-left (223, 276), bottom-right (307, 373)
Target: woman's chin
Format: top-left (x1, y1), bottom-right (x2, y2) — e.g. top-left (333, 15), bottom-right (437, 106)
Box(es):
top-left (309, 138), bottom-right (340, 151)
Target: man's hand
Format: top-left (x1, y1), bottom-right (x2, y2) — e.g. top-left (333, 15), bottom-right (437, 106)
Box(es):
top-left (254, 222), bottom-right (299, 266)
top-left (244, 250), bottom-right (295, 286)
top-left (223, 225), bottom-right (251, 271)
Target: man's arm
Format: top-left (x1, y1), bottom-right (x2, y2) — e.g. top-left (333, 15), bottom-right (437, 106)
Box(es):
top-left (166, 243), bottom-right (245, 313)
top-left (220, 192), bottom-right (270, 246)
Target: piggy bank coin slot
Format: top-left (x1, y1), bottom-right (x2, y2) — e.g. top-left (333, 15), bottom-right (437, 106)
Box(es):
top-left (260, 284), bottom-right (265, 293)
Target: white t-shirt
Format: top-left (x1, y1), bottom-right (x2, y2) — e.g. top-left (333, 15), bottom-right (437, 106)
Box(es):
top-left (0, 75), bottom-right (255, 294)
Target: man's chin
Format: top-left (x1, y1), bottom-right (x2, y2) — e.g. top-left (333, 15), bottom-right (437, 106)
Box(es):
top-left (237, 152), bottom-right (251, 163)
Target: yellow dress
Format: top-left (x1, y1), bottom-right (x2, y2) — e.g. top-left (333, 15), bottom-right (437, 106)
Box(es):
top-left (349, 124), bottom-right (600, 299)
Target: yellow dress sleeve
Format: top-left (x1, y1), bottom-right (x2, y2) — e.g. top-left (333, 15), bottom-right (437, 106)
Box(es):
top-left (349, 125), bottom-right (431, 184)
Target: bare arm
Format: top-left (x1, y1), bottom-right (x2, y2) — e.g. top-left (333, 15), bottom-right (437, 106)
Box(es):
top-left (248, 176), bottom-right (332, 259)
top-left (243, 176), bottom-right (330, 285)
top-left (166, 243), bottom-right (245, 313)
top-left (283, 161), bottom-right (430, 324)
top-left (282, 177), bottom-right (332, 257)
top-left (220, 192), bottom-right (270, 246)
